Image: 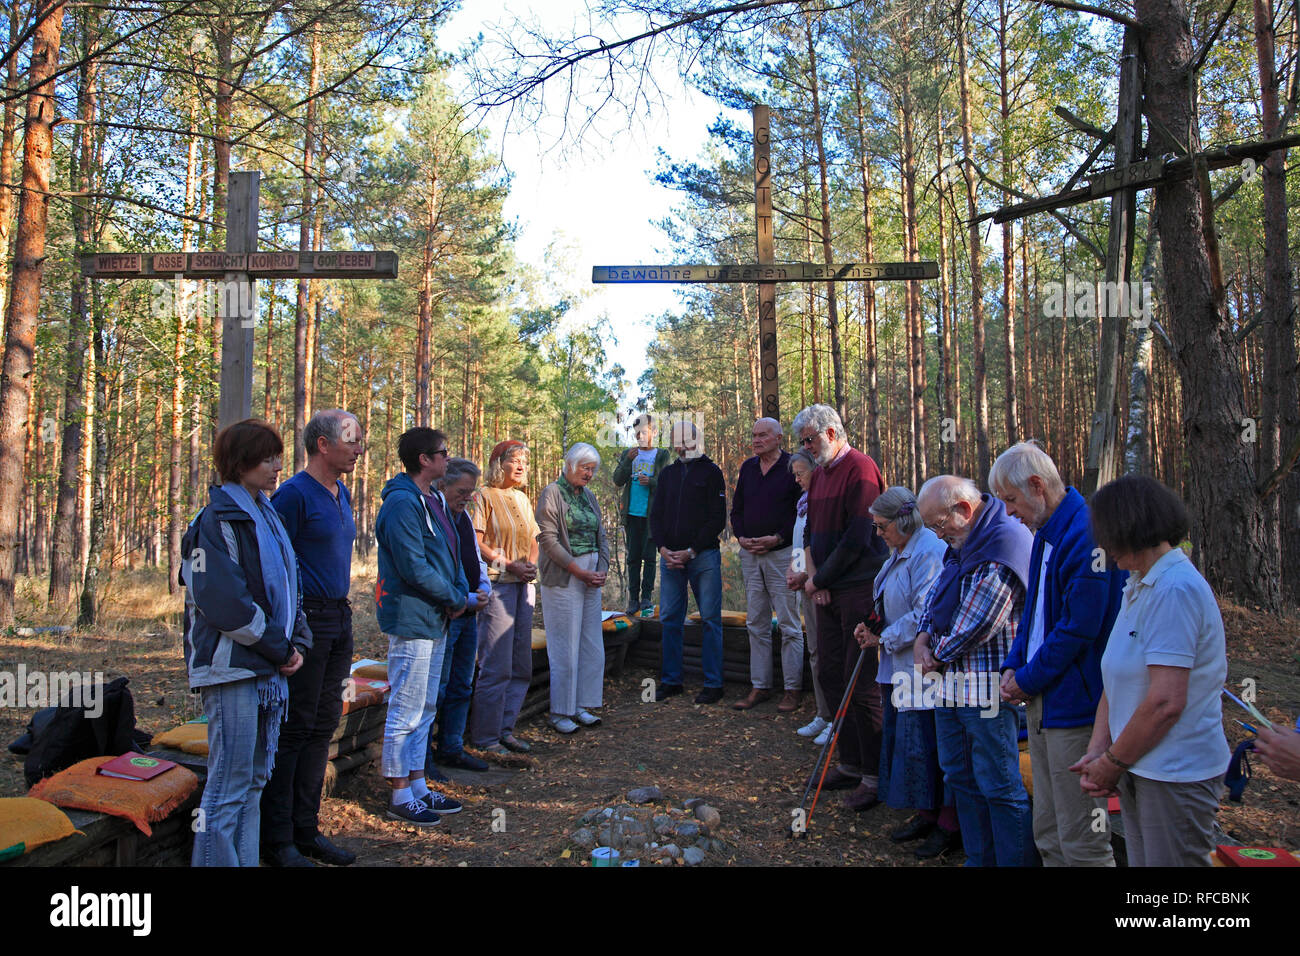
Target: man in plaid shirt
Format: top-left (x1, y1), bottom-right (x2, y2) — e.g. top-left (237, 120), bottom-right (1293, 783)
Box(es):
top-left (914, 476), bottom-right (1036, 866)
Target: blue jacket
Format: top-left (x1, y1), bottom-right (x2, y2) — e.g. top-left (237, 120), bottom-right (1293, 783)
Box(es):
top-left (180, 485), bottom-right (312, 689)
top-left (374, 472), bottom-right (468, 639)
top-left (1000, 487), bottom-right (1126, 728)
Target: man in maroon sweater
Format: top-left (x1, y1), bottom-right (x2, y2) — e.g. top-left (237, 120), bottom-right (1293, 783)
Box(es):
top-left (792, 403), bottom-right (889, 811)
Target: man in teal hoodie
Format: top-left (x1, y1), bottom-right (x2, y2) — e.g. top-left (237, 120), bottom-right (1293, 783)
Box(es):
top-left (374, 427), bottom-right (468, 827)
top-left (612, 413), bottom-right (670, 615)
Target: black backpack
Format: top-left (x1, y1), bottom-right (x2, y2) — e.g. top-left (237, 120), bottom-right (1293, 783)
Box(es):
top-left (20, 676), bottom-right (148, 787)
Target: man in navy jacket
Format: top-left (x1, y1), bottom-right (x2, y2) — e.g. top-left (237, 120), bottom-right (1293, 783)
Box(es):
top-left (992, 442), bottom-right (1125, 866)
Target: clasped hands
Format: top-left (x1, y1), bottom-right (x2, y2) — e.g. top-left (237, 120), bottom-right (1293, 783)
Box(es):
top-left (573, 566), bottom-right (607, 588)
top-left (505, 559), bottom-right (537, 583)
top-left (737, 534), bottom-right (782, 555)
top-left (801, 577), bottom-right (831, 606)
top-left (660, 546), bottom-right (693, 570)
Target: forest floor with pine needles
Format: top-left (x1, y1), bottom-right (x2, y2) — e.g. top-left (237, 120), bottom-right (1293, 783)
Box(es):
top-left (2, 567), bottom-right (1297, 866)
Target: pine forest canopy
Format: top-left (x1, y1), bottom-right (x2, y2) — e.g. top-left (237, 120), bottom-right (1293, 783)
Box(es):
top-left (0, 0), bottom-right (1296, 630)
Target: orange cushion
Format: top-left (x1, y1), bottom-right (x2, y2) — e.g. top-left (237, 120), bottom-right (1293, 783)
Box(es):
top-left (151, 719), bottom-right (209, 755)
top-left (0, 797), bottom-right (78, 860)
top-left (602, 615), bottom-right (632, 633)
top-left (340, 677), bottom-right (389, 715)
top-left (28, 756), bottom-right (199, 837)
top-left (352, 663), bottom-right (387, 680)
top-left (1019, 750), bottom-right (1033, 798)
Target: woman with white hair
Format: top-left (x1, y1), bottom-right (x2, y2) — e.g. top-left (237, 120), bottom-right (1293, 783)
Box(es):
top-left (855, 486), bottom-right (958, 858)
top-left (536, 443), bottom-right (610, 734)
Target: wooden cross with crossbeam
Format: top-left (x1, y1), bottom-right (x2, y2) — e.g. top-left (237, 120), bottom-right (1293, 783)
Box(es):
top-left (980, 24), bottom-right (1300, 494)
top-left (80, 171), bottom-right (399, 430)
top-left (592, 105), bottom-right (938, 420)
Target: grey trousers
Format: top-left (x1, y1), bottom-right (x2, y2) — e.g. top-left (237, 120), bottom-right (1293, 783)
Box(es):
top-left (540, 551), bottom-right (605, 717)
top-left (1116, 770), bottom-right (1223, 867)
top-left (800, 594), bottom-right (831, 720)
top-left (469, 581), bottom-right (534, 747)
top-left (1026, 695), bottom-right (1115, 866)
top-left (740, 546), bottom-right (803, 690)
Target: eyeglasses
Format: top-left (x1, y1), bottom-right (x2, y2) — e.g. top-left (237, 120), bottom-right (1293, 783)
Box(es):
top-left (926, 506), bottom-right (957, 534)
top-left (428, 448), bottom-right (450, 459)
top-left (871, 519), bottom-right (893, 533)
top-left (799, 433), bottom-right (822, 447)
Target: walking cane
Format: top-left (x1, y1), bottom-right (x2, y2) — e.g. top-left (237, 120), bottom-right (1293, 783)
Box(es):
top-left (787, 643), bottom-right (869, 839)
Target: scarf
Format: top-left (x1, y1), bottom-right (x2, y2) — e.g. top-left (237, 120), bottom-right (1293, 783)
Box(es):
top-left (925, 494), bottom-right (1033, 637)
top-left (222, 482), bottom-right (293, 769)
top-left (796, 491), bottom-right (809, 519)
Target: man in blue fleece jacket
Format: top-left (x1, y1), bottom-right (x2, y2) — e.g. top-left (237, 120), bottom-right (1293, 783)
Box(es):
top-left (374, 427), bottom-right (468, 827)
top-left (992, 442), bottom-right (1125, 867)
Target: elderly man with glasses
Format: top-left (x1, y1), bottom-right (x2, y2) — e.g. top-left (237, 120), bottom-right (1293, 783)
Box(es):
top-left (792, 403), bottom-right (888, 811)
top-left (913, 474), bottom-right (1035, 866)
top-left (731, 418), bottom-right (805, 713)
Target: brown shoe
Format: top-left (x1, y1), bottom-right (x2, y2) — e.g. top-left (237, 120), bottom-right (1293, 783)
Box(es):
top-left (732, 687), bottom-right (772, 710)
top-left (842, 781), bottom-right (880, 812)
top-left (777, 690), bottom-right (801, 713)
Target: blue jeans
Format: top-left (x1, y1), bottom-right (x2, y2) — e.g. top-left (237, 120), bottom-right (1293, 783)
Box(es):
top-left (193, 679), bottom-right (270, 867)
top-left (935, 702), bottom-right (1035, 866)
top-left (382, 634), bottom-right (447, 778)
top-left (659, 548), bottom-right (723, 688)
top-left (431, 613), bottom-right (478, 759)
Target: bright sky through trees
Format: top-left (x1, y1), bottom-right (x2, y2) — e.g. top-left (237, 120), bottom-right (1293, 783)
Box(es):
top-left (438, 0), bottom-right (746, 400)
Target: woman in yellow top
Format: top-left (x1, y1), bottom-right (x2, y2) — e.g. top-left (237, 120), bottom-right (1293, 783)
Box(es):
top-left (469, 440), bottom-right (540, 755)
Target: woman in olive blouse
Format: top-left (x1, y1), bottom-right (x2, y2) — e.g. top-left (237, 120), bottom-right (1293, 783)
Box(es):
top-left (536, 443), bottom-right (610, 734)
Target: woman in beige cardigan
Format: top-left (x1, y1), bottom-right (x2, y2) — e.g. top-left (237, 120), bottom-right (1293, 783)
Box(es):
top-left (536, 442), bottom-right (610, 734)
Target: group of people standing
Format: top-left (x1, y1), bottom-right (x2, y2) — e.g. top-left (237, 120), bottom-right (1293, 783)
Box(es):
top-left (182, 414), bottom-right (612, 860)
top-left (178, 399), bottom-right (1286, 868)
top-left (633, 402), bottom-right (1249, 867)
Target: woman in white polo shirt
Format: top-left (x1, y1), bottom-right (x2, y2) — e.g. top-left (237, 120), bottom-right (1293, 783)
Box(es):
top-left (1071, 475), bottom-right (1229, 866)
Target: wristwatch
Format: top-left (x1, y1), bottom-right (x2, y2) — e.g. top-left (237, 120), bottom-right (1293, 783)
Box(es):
top-left (687, 548), bottom-right (696, 560)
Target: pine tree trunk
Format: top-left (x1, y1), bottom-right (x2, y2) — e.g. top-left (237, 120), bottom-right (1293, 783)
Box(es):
top-left (1137, 0), bottom-right (1281, 609)
top-left (1253, 0), bottom-right (1300, 599)
top-left (293, 22), bottom-right (321, 469)
top-left (0, 3), bottom-right (22, 323)
top-left (957, 4), bottom-right (991, 481)
top-left (51, 19), bottom-right (96, 608)
top-left (0, 2), bottom-right (65, 626)
top-left (998, 0), bottom-right (1020, 447)
top-left (805, 14), bottom-right (844, 421)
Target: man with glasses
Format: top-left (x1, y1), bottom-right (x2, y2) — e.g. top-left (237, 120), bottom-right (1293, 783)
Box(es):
top-left (649, 419), bottom-right (728, 704)
top-left (792, 403), bottom-right (888, 811)
top-left (374, 427), bottom-right (468, 827)
top-left (262, 409), bottom-right (362, 867)
top-left (731, 418), bottom-right (804, 712)
top-left (427, 458), bottom-right (493, 777)
top-left (913, 474), bottom-right (1035, 866)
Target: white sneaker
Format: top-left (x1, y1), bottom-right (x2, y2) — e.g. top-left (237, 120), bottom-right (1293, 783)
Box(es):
top-left (813, 725), bottom-right (832, 747)
top-left (797, 715), bottom-right (830, 738)
top-left (548, 714), bottom-right (580, 734)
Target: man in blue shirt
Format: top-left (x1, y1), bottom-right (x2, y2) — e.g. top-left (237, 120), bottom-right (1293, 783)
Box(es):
top-left (261, 409), bottom-right (362, 866)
